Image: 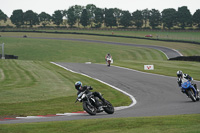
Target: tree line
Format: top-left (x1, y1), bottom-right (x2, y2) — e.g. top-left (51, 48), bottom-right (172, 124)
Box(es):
top-left (0, 4), bottom-right (200, 29)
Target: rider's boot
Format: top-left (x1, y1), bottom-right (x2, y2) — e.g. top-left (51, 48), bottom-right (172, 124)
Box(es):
top-left (196, 93), bottom-right (200, 101)
top-left (194, 84), bottom-right (200, 101)
top-left (98, 106), bottom-right (104, 111)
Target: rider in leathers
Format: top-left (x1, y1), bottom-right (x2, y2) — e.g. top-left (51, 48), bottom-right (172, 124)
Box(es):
top-left (75, 81), bottom-right (106, 111)
top-left (177, 70), bottom-right (199, 99)
top-left (105, 53), bottom-right (112, 66)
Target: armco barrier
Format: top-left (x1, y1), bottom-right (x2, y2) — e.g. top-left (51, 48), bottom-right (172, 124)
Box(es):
top-left (169, 56), bottom-right (200, 62)
top-left (0, 54), bottom-right (18, 59)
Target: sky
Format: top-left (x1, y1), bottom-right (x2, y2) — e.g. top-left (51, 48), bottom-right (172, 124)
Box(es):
top-left (1, 0), bottom-right (199, 17)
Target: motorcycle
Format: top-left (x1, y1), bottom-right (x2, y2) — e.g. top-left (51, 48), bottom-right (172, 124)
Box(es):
top-left (75, 88), bottom-right (114, 115)
top-left (106, 57), bottom-right (113, 67)
top-left (181, 80), bottom-right (199, 102)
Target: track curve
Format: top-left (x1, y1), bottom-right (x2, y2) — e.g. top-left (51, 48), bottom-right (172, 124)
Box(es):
top-left (5, 36), bottom-right (182, 59)
top-left (1, 63), bottom-right (199, 124)
top-left (30, 36), bottom-right (182, 59)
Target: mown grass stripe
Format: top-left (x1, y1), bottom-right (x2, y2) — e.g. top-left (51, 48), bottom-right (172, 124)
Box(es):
top-left (0, 68), bottom-right (5, 81)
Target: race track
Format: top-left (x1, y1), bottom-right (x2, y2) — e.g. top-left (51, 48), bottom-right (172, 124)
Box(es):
top-left (0, 36), bottom-right (199, 124)
top-left (1, 63), bottom-right (199, 124)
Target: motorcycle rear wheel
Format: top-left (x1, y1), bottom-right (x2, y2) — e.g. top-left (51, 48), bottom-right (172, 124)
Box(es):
top-left (83, 102), bottom-right (97, 115)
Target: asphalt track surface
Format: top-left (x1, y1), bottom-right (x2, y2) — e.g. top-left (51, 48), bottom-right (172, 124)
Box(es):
top-left (1, 36), bottom-right (199, 124)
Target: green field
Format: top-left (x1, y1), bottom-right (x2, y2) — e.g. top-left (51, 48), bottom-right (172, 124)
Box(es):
top-left (0, 31), bottom-right (200, 132)
top-left (46, 29), bottom-right (200, 43)
top-left (2, 28), bottom-right (200, 43)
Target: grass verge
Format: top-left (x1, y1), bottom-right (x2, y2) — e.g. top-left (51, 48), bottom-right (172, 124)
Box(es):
top-left (0, 60), bottom-right (131, 117)
top-left (0, 114), bottom-right (200, 133)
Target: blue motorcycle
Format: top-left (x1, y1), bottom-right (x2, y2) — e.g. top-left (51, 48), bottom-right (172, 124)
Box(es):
top-left (181, 81), bottom-right (199, 102)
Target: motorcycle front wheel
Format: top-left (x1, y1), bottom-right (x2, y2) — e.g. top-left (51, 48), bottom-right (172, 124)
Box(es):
top-left (83, 102), bottom-right (97, 115)
top-left (103, 100), bottom-right (114, 114)
top-left (187, 90), bottom-right (196, 102)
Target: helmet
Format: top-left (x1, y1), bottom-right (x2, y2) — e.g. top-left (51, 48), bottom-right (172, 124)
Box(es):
top-left (107, 53), bottom-right (110, 56)
top-left (177, 70), bottom-right (183, 78)
top-left (75, 81), bottom-right (82, 91)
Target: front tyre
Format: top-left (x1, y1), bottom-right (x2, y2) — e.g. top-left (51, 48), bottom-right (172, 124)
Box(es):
top-left (83, 102), bottom-right (97, 115)
top-left (107, 61), bottom-right (111, 67)
top-left (187, 90), bottom-right (196, 102)
top-left (103, 100), bottom-right (114, 114)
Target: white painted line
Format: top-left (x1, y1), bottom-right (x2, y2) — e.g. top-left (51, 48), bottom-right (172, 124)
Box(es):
top-left (16, 117), bottom-right (28, 119)
top-left (16, 116), bottom-right (47, 119)
top-left (56, 113), bottom-right (87, 116)
top-left (157, 49), bottom-right (169, 59)
top-left (51, 62), bottom-right (137, 111)
top-left (172, 49), bottom-right (183, 56)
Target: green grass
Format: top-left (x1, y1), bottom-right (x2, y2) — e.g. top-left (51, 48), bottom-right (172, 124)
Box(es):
top-left (0, 36), bottom-right (169, 62)
top-left (0, 114), bottom-right (200, 133)
top-left (0, 32), bottom-right (200, 79)
top-left (3, 28), bottom-right (200, 42)
top-left (114, 60), bottom-right (200, 81)
top-left (0, 60), bottom-right (130, 117)
top-left (1, 32), bottom-right (200, 56)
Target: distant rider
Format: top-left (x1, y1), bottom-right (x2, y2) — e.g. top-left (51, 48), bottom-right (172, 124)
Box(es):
top-left (105, 53), bottom-right (112, 66)
top-left (75, 81), bottom-right (106, 111)
top-left (176, 70), bottom-right (199, 99)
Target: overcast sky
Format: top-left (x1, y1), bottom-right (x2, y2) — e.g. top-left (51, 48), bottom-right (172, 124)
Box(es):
top-left (1, 0), bottom-right (199, 17)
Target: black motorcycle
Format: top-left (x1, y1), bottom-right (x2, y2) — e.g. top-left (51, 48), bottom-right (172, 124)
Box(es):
top-left (75, 88), bottom-right (114, 115)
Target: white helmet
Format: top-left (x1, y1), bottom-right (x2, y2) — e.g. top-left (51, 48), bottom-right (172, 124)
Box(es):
top-left (177, 70), bottom-right (183, 78)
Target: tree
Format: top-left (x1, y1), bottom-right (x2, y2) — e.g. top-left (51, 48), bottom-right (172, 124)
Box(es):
top-left (10, 9), bottom-right (24, 27)
top-left (132, 10), bottom-right (143, 29)
top-left (52, 10), bottom-right (63, 27)
top-left (113, 8), bottom-right (122, 27)
top-left (149, 9), bottom-right (161, 29)
top-left (177, 6), bottom-right (192, 29)
top-left (74, 5), bottom-right (84, 27)
top-left (161, 8), bottom-right (177, 29)
top-left (0, 10), bottom-right (7, 23)
top-left (86, 4), bottom-right (97, 27)
top-left (94, 8), bottom-right (104, 28)
top-left (142, 8), bottom-right (150, 28)
top-left (24, 10), bottom-right (39, 27)
top-left (193, 9), bottom-right (200, 28)
top-left (38, 12), bottom-right (51, 27)
top-left (119, 11), bottom-right (132, 28)
top-left (67, 6), bottom-right (77, 27)
top-left (80, 9), bottom-right (89, 27)
top-left (104, 8), bottom-right (117, 28)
